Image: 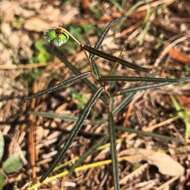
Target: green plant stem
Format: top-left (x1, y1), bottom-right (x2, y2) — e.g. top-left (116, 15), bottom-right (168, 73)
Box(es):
top-left (82, 45), bottom-right (148, 72)
top-left (40, 87), bottom-right (104, 182)
top-left (108, 97), bottom-right (120, 190)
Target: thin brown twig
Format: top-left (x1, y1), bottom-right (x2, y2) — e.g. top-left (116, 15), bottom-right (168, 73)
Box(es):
top-left (157, 176), bottom-right (179, 190)
top-left (0, 63), bottom-right (47, 70)
top-left (143, 116), bottom-right (179, 132)
top-left (154, 34), bottom-right (190, 67)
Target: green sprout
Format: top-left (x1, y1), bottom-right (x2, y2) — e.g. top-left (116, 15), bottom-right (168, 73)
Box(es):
top-left (71, 91), bottom-right (88, 109)
top-left (45, 28), bottom-right (70, 47)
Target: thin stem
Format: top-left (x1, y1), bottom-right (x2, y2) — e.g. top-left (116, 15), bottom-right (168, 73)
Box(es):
top-left (40, 87), bottom-right (104, 182)
top-left (108, 97), bottom-right (120, 190)
top-left (59, 27), bottom-right (81, 46)
top-left (59, 27), bottom-right (101, 80)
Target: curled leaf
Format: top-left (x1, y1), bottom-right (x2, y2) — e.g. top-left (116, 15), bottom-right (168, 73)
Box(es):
top-left (147, 151), bottom-right (184, 177)
top-left (45, 28), bottom-right (69, 47)
top-left (126, 149), bottom-right (184, 177)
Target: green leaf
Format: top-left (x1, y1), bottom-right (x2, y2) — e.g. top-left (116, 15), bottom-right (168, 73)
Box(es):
top-left (45, 29), bottom-right (57, 42)
top-left (113, 93), bottom-right (135, 114)
top-left (48, 47), bottom-right (107, 102)
top-left (30, 111), bottom-right (106, 125)
top-left (23, 72), bottom-right (90, 101)
top-left (41, 87), bottom-right (104, 182)
top-left (89, 19), bottom-right (116, 79)
top-left (100, 75), bottom-right (178, 82)
top-left (45, 29), bottom-right (69, 47)
top-left (115, 76), bottom-right (190, 95)
top-left (0, 171), bottom-right (6, 190)
top-left (0, 72), bottom-right (90, 102)
top-left (83, 45), bottom-right (148, 72)
top-left (108, 110), bottom-right (120, 190)
top-left (3, 153), bottom-right (24, 174)
top-left (33, 39), bottom-right (51, 63)
top-left (71, 91), bottom-right (88, 109)
top-left (52, 34), bottom-right (69, 47)
top-left (68, 25), bottom-right (82, 41)
top-left (91, 19), bottom-right (114, 54)
top-left (0, 132), bottom-right (4, 162)
top-left (116, 82), bottom-right (171, 95)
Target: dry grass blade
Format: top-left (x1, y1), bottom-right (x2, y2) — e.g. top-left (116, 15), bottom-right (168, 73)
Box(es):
top-left (154, 34), bottom-right (190, 67)
top-left (40, 87), bottom-right (104, 182)
top-left (0, 63), bottom-right (47, 70)
top-left (120, 164), bottom-right (149, 185)
top-left (28, 155), bottom-right (138, 190)
top-left (157, 176), bottom-right (179, 190)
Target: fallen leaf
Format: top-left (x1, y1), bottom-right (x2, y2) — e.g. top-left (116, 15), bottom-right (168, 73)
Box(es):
top-left (126, 149), bottom-right (184, 177)
top-left (147, 151), bottom-right (184, 177)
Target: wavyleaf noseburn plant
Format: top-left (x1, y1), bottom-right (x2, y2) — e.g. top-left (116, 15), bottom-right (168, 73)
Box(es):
top-left (40, 26), bottom-right (190, 189)
top-left (1, 17), bottom-right (190, 190)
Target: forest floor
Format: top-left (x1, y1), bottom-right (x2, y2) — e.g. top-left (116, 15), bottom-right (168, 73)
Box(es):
top-left (0, 0), bottom-right (190, 189)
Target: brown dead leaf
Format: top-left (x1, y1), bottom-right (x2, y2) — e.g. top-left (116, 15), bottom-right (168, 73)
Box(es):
top-left (147, 151), bottom-right (184, 177)
top-left (126, 149), bottom-right (184, 177)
